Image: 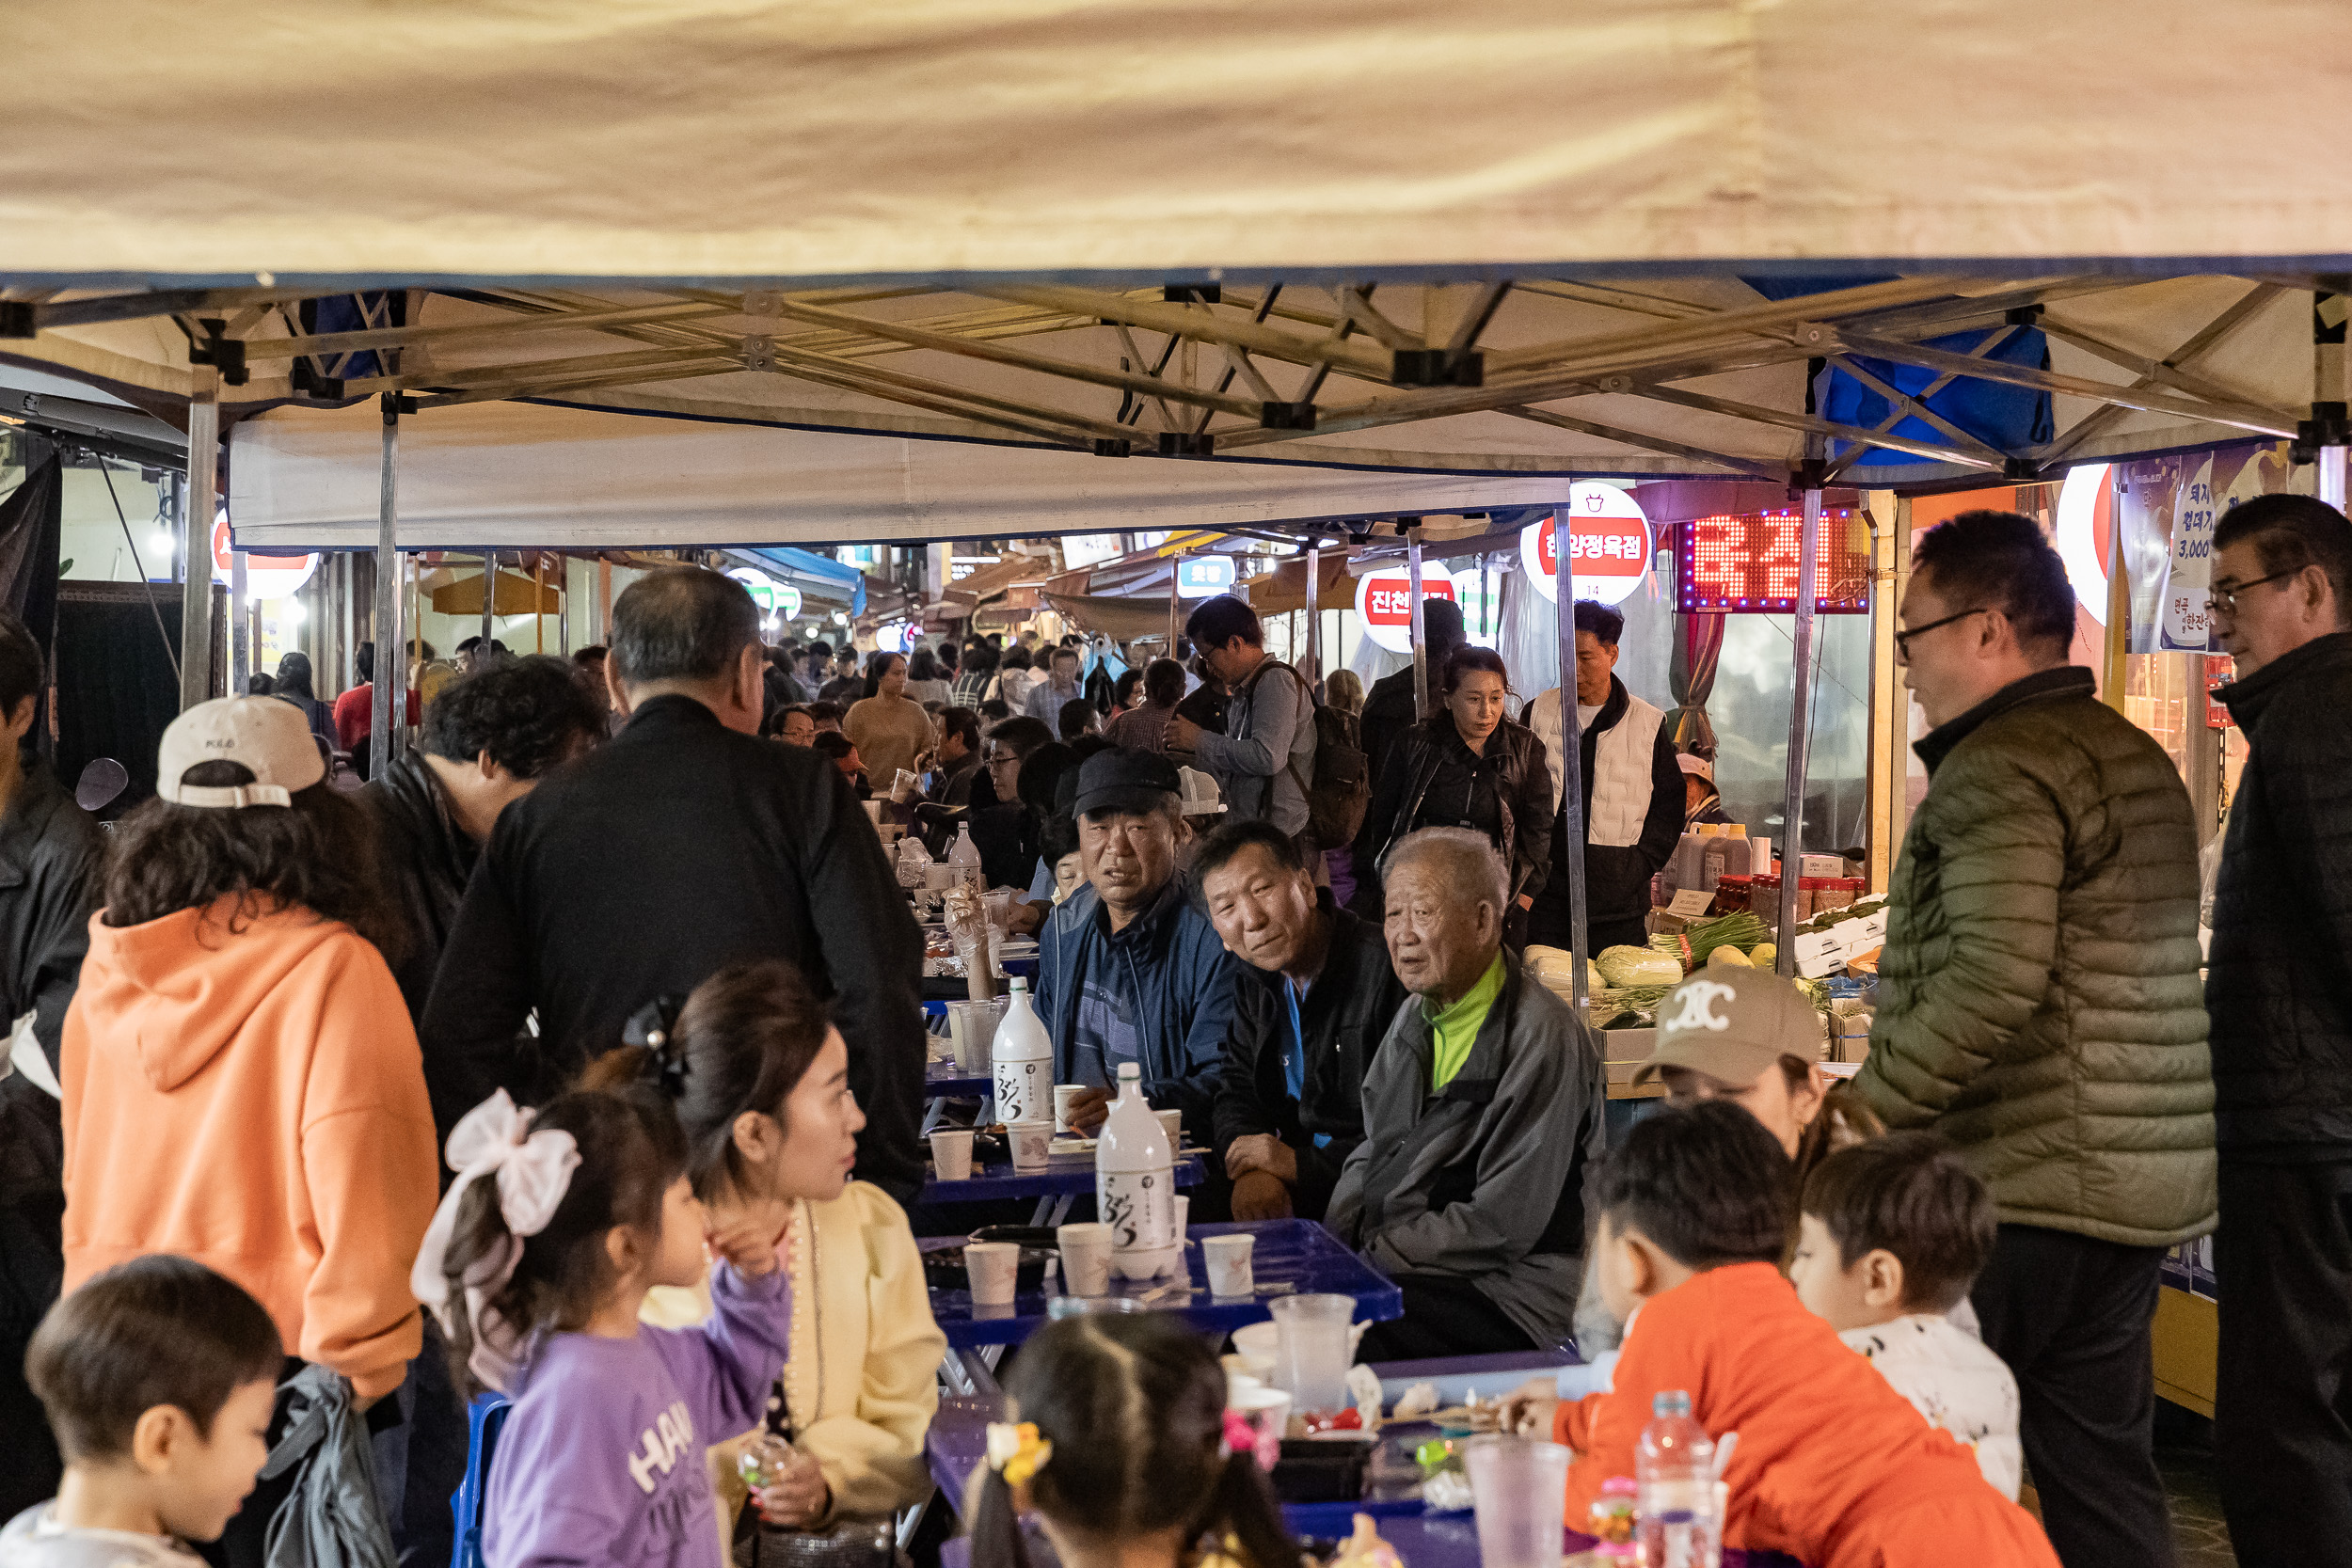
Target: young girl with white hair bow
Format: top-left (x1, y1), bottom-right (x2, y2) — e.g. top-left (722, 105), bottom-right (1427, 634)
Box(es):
top-left (411, 1081), bottom-right (790, 1568)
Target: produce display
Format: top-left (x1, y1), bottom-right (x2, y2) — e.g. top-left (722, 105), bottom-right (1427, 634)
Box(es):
top-left (1648, 911), bottom-right (1771, 968)
top-left (1596, 945), bottom-right (1683, 988)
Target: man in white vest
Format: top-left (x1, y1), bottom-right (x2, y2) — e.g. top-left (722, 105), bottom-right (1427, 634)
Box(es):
top-left (1525, 599), bottom-right (1683, 954)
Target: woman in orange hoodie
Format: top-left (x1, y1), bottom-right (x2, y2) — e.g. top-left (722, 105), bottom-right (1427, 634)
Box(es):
top-left (56, 696), bottom-right (437, 1568)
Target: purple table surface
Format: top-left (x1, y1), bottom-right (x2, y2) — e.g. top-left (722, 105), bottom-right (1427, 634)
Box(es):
top-left (923, 1058), bottom-right (993, 1099)
top-left (919, 1148), bottom-right (1205, 1206)
top-left (921, 1217), bottom-right (1404, 1349)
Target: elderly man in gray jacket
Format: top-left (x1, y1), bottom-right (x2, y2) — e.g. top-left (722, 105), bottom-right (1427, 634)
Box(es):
top-left (1328, 827), bottom-right (1606, 1358)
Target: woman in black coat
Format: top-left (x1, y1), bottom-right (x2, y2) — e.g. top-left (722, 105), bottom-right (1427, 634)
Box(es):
top-left (1349, 645), bottom-right (1554, 925)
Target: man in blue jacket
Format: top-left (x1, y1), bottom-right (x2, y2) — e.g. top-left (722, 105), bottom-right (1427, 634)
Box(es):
top-left (1037, 748), bottom-right (1239, 1148)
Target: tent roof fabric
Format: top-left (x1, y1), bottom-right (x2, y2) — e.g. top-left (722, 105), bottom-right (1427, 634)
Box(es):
top-left (7, 2), bottom-right (2351, 284)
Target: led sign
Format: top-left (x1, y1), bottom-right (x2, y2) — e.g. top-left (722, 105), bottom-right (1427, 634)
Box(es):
top-left (1674, 509), bottom-right (1870, 614)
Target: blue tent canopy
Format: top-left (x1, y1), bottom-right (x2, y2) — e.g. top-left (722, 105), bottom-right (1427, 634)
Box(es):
top-left (732, 546), bottom-right (866, 616)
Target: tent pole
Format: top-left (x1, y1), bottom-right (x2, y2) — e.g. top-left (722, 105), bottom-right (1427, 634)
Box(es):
top-left (1304, 540), bottom-right (1321, 684)
top-left (534, 555), bottom-right (546, 653)
top-left (372, 395), bottom-right (403, 781)
top-left (1167, 552), bottom-right (1181, 651)
top-left (230, 549), bottom-right (248, 694)
top-left (405, 551), bottom-right (421, 760)
top-left (481, 549), bottom-right (498, 654)
top-left (178, 367), bottom-right (218, 711)
top-left (2315, 287), bottom-right (2348, 510)
top-left (1776, 481), bottom-right (1823, 971)
top-left (1553, 505), bottom-right (1589, 1012)
top-left (558, 556), bottom-right (571, 656)
top-left (1406, 522), bottom-right (1427, 721)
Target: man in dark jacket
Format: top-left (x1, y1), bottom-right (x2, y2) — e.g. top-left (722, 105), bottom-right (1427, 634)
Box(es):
top-left (422, 566), bottom-right (930, 1202)
top-left (1330, 827), bottom-right (1603, 1358)
top-left (1358, 598), bottom-right (1466, 792)
top-left (1035, 749), bottom-right (1240, 1146)
top-left (2201, 494), bottom-right (2352, 1568)
top-left (1525, 600), bottom-right (1680, 954)
top-left (1198, 819), bottom-right (1406, 1222)
top-left (364, 656), bottom-right (605, 1021)
top-left (0, 611), bottom-right (104, 1522)
top-left (1855, 511), bottom-right (2212, 1568)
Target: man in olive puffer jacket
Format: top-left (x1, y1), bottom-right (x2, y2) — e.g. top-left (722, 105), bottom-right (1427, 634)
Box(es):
top-left (2201, 493), bottom-right (2352, 1568)
top-left (1857, 511), bottom-right (2212, 1568)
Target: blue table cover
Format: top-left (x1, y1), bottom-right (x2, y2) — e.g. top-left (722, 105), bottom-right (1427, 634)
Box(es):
top-left (923, 1217), bottom-right (1402, 1349)
top-left (920, 1148), bottom-right (1205, 1207)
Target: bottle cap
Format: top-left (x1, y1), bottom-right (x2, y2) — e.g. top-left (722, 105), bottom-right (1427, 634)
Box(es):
top-left (1117, 1062), bottom-right (1141, 1082)
top-left (1009, 976), bottom-right (1028, 993)
top-left (1652, 1390), bottom-right (1692, 1418)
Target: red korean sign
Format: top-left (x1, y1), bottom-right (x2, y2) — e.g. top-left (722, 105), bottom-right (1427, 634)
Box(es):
top-left (1354, 569), bottom-right (1457, 654)
top-left (2205, 654), bottom-right (2235, 729)
top-left (1518, 483), bottom-right (1652, 605)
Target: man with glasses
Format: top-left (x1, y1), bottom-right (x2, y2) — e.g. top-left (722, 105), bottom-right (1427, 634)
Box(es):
top-left (1854, 510), bottom-right (2212, 1568)
top-left (2200, 494), bottom-right (2352, 1568)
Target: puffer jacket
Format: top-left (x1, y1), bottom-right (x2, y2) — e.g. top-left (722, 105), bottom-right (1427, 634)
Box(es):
top-left (1855, 666), bottom-right (2214, 1246)
top-left (2206, 631), bottom-right (2352, 1156)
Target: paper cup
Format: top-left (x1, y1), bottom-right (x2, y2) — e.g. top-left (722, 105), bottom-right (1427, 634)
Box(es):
top-left (1174, 1195), bottom-right (1190, 1243)
top-left (1057, 1223), bottom-right (1113, 1297)
top-left (1202, 1232), bottom-right (1256, 1297)
top-left (1009, 1120), bottom-right (1054, 1174)
top-left (929, 1129), bottom-right (975, 1180)
top-left (1053, 1084), bottom-right (1085, 1134)
top-left (1154, 1108), bottom-right (1184, 1148)
top-left (964, 1241), bottom-right (1021, 1307)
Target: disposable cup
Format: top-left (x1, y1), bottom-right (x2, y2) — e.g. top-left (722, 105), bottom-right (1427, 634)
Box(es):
top-left (964, 1241), bottom-right (1021, 1307)
top-left (1154, 1108), bottom-right (1184, 1148)
top-left (929, 1130), bottom-right (975, 1180)
top-left (1009, 1120), bottom-right (1054, 1174)
top-left (1462, 1435), bottom-right (1571, 1568)
top-left (861, 800), bottom-right (883, 827)
top-left (1174, 1195), bottom-right (1190, 1243)
top-left (892, 768), bottom-right (923, 803)
top-left (1202, 1232), bottom-right (1256, 1297)
top-left (1053, 1084), bottom-right (1086, 1134)
top-left (1057, 1223), bottom-right (1113, 1296)
top-left (946, 1000), bottom-right (1003, 1074)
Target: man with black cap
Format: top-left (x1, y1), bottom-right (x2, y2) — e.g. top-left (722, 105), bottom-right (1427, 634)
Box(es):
top-left (1034, 748), bottom-right (1240, 1146)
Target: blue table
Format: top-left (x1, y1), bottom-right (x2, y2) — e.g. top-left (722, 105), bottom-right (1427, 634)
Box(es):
top-left (923, 1217), bottom-right (1402, 1351)
top-left (919, 1148), bottom-right (1205, 1212)
top-left (924, 1057), bottom-right (993, 1100)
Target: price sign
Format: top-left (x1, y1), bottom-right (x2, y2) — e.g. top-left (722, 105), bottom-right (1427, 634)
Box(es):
top-left (1674, 508), bottom-right (1870, 614)
top-left (1353, 569), bottom-right (1458, 654)
top-left (2160, 458), bottom-right (2217, 651)
top-left (1518, 482), bottom-right (1653, 605)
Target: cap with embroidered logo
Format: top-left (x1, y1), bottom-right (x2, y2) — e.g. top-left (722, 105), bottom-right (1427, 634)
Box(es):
top-left (156, 696), bottom-right (327, 809)
top-left (1634, 969), bottom-right (1821, 1086)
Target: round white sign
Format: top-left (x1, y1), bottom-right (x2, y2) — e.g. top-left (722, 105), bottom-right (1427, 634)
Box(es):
top-left (1353, 568), bottom-right (1459, 655)
top-left (1518, 483), bottom-right (1653, 605)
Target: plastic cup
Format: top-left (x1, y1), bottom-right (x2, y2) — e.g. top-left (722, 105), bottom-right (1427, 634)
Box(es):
top-left (1054, 1084), bottom-right (1085, 1134)
top-left (861, 800), bottom-right (883, 827)
top-left (1462, 1435), bottom-right (1571, 1568)
top-left (1154, 1108), bottom-right (1184, 1148)
top-left (946, 1000), bottom-right (1003, 1074)
top-left (1174, 1195), bottom-right (1189, 1243)
top-left (1202, 1233), bottom-right (1256, 1297)
top-left (964, 1241), bottom-right (1021, 1307)
top-left (1057, 1223), bottom-right (1114, 1296)
top-left (892, 768), bottom-right (923, 803)
top-left (1009, 1120), bottom-right (1054, 1174)
top-left (1269, 1293), bottom-right (1357, 1416)
top-left (929, 1130), bottom-right (975, 1180)
top-left (1224, 1385), bottom-right (1291, 1470)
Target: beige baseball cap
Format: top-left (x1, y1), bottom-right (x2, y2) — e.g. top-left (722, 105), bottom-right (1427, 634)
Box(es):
top-left (157, 697), bottom-right (326, 809)
top-left (1634, 970), bottom-right (1820, 1086)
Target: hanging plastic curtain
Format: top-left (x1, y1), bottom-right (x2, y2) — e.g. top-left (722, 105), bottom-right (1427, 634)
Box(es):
top-left (1666, 601), bottom-right (1725, 757)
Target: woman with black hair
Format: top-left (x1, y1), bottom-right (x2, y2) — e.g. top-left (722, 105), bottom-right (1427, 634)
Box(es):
top-left (844, 652), bottom-right (936, 788)
top-left (270, 651), bottom-right (335, 746)
top-left (1350, 645), bottom-right (1553, 926)
top-left (903, 646), bottom-right (952, 707)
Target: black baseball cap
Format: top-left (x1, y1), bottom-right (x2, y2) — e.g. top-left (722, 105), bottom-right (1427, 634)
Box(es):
top-left (1073, 747), bottom-right (1183, 818)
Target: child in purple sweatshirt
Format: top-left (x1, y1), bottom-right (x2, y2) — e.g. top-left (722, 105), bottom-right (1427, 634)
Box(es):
top-left (410, 1083), bottom-right (792, 1568)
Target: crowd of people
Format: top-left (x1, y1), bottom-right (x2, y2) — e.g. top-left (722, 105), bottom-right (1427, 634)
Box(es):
top-left (0, 493), bottom-right (2344, 1568)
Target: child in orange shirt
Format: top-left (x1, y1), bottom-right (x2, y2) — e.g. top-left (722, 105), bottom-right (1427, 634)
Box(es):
top-left (1504, 1101), bottom-right (2055, 1568)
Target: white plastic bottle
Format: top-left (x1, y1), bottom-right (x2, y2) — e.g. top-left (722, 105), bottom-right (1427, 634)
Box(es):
top-left (1095, 1063), bottom-right (1180, 1279)
top-left (947, 824), bottom-right (983, 890)
top-left (1635, 1389), bottom-right (1720, 1568)
top-left (992, 976), bottom-right (1052, 1128)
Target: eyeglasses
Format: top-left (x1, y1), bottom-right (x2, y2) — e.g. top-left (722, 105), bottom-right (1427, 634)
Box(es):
top-left (1894, 606), bottom-right (1990, 659)
top-left (2206, 567), bottom-right (2302, 617)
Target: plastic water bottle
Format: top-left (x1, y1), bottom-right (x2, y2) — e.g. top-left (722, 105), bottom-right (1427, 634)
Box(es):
top-left (1095, 1063), bottom-right (1179, 1279)
top-left (947, 825), bottom-right (983, 890)
top-left (992, 977), bottom-right (1052, 1127)
top-left (1636, 1390), bottom-right (1718, 1568)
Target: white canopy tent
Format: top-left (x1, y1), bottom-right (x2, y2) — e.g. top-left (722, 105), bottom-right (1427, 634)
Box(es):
top-left (7, 0), bottom-right (2351, 985)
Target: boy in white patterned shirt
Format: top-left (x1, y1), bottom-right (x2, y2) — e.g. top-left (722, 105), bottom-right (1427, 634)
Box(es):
top-left (1789, 1132), bottom-right (2024, 1499)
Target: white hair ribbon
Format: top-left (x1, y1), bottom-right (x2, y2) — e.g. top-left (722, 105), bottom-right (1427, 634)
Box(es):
top-left (409, 1089), bottom-right (581, 1391)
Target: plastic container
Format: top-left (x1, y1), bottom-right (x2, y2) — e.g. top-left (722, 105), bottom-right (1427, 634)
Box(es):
top-left (992, 977), bottom-right (1052, 1127)
top-left (1708, 875), bottom-right (1753, 919)
top-left (1269, 1292), bottom-right (1357, 1416)
top-left (947, 825), bottom-right (983, 889)
top-left (1635, 1390), bottom-right (1719, 1568)
top-left (1463, 1435), bottom-right (1572, 1568)
top-left (1094, 1062), bottom-right (1180, 1278)
top-left (1748, 873), bottom-right (1780, 924)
